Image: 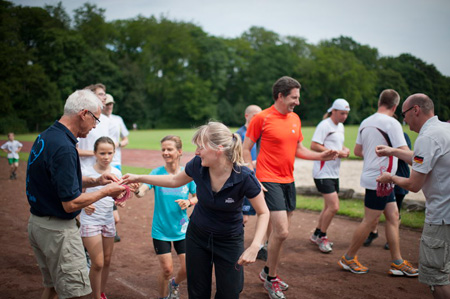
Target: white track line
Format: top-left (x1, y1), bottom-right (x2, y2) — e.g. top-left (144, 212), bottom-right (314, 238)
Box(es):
top-left (115, 277), bottom-right (148, 297)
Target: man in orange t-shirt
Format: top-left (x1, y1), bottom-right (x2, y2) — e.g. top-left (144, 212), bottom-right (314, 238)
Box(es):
top-left (243, 76), bottom-right (337, 299)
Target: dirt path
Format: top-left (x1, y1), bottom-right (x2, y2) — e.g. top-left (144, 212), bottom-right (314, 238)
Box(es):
top-left (0, 154), bottom-right (430, 299)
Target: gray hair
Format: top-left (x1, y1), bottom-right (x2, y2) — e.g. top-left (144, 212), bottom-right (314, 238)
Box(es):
top-left (63, 90), bottom-right (103, 116)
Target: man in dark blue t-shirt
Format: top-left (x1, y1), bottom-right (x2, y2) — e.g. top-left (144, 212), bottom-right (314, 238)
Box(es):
top-left (26, 89), bottom-right (125, 299)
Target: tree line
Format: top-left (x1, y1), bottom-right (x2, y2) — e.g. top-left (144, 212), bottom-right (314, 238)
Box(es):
top-left (1, 0), bottom-right (449, 133)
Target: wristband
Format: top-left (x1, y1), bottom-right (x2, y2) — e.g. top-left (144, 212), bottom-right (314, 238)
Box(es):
top-left (135, 189), bottom-right (140, 195)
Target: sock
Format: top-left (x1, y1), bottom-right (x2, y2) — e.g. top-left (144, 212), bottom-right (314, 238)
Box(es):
top-left (314, 228), bottom-right (321, 236)
top-left (267, 275), bottom-right (277, 282)
top-left (318, 232), bottom-right (327, 238)
top-left (393, 259), bottom-right (404, 265)
top-left (345, 254), bottom-right (354, 260)
top-left (264, 266), bottom-right (269, 274)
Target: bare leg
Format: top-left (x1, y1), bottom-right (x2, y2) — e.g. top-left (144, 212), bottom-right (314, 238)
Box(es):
top-left (100, 236), bottom-right (115, 294)
top-left (83, 235), bottom-right (104, 299)
top-left (266, 211), bottom-right (291, 277)
top-left (384, 202), bottom-right (402, 260)
top-left (346, 207), bottom-right (383, 257)
top-left (41, 287), bottom-right (57, 299)
top-left (433, 285), bottom-right (450, 299)
top-left (318, 192), bottom-right (339, 233)
top-left (175, 253), bottom-right (187, 284)
top-left (157, 253), bottom-right (173, 298)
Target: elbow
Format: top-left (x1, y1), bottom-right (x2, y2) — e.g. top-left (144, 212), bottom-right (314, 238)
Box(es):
top-left (409, 186), bottom-right (421, 193)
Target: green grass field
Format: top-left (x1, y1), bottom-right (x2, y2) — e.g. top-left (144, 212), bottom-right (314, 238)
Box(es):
top-left (1, 124), bottom-right (418, 155)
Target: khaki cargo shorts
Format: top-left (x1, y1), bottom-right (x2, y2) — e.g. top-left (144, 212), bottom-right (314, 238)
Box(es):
top-left (28, 214), bottom-right (91, 299)
top-left (419, 223), bottom-right (450, 286)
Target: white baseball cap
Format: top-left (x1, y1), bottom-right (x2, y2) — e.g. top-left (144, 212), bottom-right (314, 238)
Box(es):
top-left (327, 98), bottom-right (350, 113)
top-left (105, 94), bottom-right (115, 104)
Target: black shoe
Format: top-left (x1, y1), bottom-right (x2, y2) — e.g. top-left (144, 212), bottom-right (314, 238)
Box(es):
top-left (384, 242), bottom-right (390, 250)
top-left (363, 232), bottom-right (378, 247)
top-left (256, 247), bottom-right (268, 261)
top-left (114, 233), bottom-right (121, 243)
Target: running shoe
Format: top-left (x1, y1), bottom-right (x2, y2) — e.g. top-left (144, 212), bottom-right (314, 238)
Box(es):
top-left (388, 260), bottom-right (419, 277)
top-left (259, 268), bottom-right (289, 291)
top-left (338, 255), bottom-right (369, 274)
top-left (264, 279), bottom-right (286, 299)
top-left (384, 242), bottom-right (390, 250)
top-left (317, 236), bottom-right (332, 253)
top-left (168, 277), bottom-right (180, 299)
top-left (363, 232), bottom-right (378, 247)
top-left (311, 233), bottom-right (334, 248)
top-left (114, 232), bottom-right (121, 243)
top-left (100, 293), bottom-right (108, 299)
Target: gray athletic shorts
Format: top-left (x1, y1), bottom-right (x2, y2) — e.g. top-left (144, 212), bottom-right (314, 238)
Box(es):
top-left (28, 214), bottom-right (91, 298)
top-left (419, 223), bottom-right (450, 286)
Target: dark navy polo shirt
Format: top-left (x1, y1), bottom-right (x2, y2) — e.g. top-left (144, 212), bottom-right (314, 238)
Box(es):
top-left (26, 121), bottom-right (82, 219)
top-left (185, 155), bottom-right (261, 235)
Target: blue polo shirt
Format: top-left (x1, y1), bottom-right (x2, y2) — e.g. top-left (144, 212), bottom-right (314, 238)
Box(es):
top-left (185, 155), bottom-right (261, 236)
top-left (26, 121), bottom-right (82, 219)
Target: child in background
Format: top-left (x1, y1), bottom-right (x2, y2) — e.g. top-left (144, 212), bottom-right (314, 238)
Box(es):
top-left (1, 132), bottom-right (23, 180)
top-left (80, 137), bottom-right (125, 299)
top-left (136, 135), bottom-right (197, 299)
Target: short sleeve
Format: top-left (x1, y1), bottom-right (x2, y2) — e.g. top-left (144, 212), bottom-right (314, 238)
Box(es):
top-left (311, 120), bottom-right (327, 145)
top-left (412, 135), bottom-right (439, 175)
top-left (246, 114), bottom-right (263, 143)
top-left (244, 170), bottom-right (262, 199)
top-left (50, 147), bottom-right (81, 202)
top-left (146, 168), bottom-right (158, 190)
top-left (185, 156), bottom-right (198, 178)
top-left (188, 180), bottom-right (197, 194)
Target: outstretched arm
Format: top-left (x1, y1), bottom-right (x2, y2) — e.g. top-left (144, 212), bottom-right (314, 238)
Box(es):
top-left (376, 145), bottom-right (413, 165)
top-left (311, 141), bottom-right (349, 158)
top-left (297, 141), bottom-right (338, 161)
top-left (377, 169), bottom-right (427, 193)
top-left (122, 170), bottom-right (192, 188)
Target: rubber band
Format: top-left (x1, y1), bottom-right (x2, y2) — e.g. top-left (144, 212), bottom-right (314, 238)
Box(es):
top-left (114, 184), bottom-right (131, 203)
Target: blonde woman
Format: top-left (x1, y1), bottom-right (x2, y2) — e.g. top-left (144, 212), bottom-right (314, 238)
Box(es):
top-left (124, 121), bottom-right (269, 299)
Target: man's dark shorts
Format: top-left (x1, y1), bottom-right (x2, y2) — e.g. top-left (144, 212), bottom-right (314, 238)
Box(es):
top-left (262, 182), bottom-right (296, 212)
top-left (314, 178), bottom-right (339, 194)
top-left (364, 189), bottom-right (396, 210)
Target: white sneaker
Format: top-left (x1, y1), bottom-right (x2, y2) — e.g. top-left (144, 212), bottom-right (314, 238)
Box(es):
top-left (317, 236), bottom-right (332, 253)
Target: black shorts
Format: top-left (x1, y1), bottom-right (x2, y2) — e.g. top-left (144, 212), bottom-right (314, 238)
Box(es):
top-left (364, 189), bottom-right (396, 211)
top-left (262, 182), bottom-right (296, 212)
top-left (314, 178), bottom-right (339, 194)
top-left (152, 238), bottom-right (186, 255)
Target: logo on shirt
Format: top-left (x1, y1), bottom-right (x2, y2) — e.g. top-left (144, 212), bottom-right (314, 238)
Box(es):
top-left (413, 155), bottom-right (424, 164)
top-left (225, 198), bottom-right (235, 204)
top-left (292, 130), bottom-right (295, 134)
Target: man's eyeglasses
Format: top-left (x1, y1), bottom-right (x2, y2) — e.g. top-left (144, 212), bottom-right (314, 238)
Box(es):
top-left (86, 110), bottom-right (101, 124)
top-left (401, 105), bottom-right (416, 118)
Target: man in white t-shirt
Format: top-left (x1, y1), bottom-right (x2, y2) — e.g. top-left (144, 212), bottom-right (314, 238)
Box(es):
top-left (77, 84), bottom-right (113, 171)
top-left (338, 89), bottom-right (418, 277)
top-left (1, 132), bottom-right (23, 179)
top-left (377, 93), bottom-right (450, 298)
top-left (103, 94), bottom-right (129, 171)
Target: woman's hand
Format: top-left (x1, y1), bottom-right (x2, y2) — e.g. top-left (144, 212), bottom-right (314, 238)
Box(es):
top-left (175, 199), bottom-right (190, 210)
top-left (237, 244), bottom-right (260, 266)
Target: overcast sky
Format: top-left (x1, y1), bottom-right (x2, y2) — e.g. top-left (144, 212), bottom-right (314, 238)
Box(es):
top-left (13, 0), bottom-right (450, 76)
